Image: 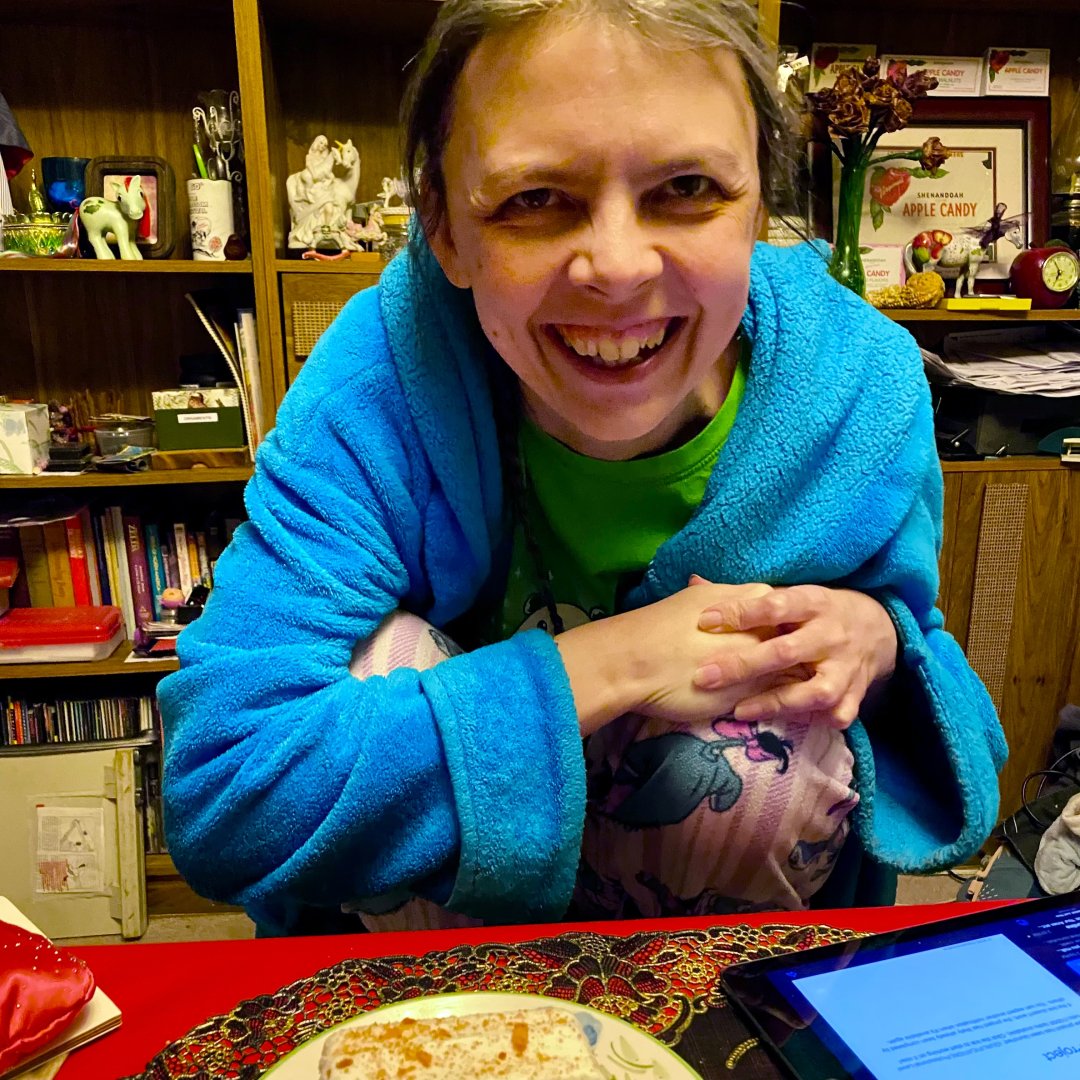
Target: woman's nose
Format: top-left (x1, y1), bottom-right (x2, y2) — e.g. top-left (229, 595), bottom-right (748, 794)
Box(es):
top-left (568, 203), bottom-right (664, 296)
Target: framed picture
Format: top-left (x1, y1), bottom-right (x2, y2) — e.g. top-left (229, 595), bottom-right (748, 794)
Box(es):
top-left (86, 156), bottom-right (176, 258)
top-left (812, 98), bottom-right (1049, 289)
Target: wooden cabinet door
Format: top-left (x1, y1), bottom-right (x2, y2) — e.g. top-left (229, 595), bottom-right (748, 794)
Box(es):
top-left (281, 272), bottom-right (381, 387)
top-left (939, 467), bottom-right (1080, 818)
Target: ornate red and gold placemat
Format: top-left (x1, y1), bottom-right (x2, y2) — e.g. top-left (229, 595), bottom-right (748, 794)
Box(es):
top-left (128, 921), bottom-right (865, 1079)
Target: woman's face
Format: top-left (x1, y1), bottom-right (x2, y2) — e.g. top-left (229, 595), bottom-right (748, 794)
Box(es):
top-left (431, 18), bottom-right (765, 460)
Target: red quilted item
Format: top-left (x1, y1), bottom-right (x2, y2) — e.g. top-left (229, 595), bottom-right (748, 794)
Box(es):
top-left (0, 918), bottom-right (95, 1072)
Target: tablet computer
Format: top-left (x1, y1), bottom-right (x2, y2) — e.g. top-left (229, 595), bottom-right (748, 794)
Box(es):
top-left (721, 890), bottom-right (1080, 1079)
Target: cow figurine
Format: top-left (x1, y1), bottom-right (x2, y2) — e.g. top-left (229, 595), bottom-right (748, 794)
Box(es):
top-left (79, 176), bottom-right (146, 260)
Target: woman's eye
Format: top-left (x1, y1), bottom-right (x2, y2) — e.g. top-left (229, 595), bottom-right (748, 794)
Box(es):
top-left (507, 188), bottom-right (559, 211)
top-left (661, 175), bottom-right (719, 201)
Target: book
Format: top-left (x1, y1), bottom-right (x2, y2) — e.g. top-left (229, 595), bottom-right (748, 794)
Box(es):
top-left (41, 521), bottom-right (75, 607)
top-left (122, 515), bottom-right (155, 630)
top-left (236, 308), bottom-right (264, 446)
top-left (103, 509), bottom-right (136, 640)
top-left (63, 513), bottom-right (93, 607)
top-left (186, 531), bottom-right (201, 589)
top-left (89, 513), bottom-right (112, 607)
top-left (162, 539), bottom-right (180, 592)
top-left (78, 508), bottom-right (103, 606)
top-left (0, 528), bottom-right (30, 609)
top-left (0, 896), bottom-right (121, 1078)
top-left (172, 522), bottom-right (193, 598)
top-left (195, 530), bottom-right (211, 587)
top-left (0, 552), bottom-right (17, 616)
top-left (17, 527), bottom-right (52, 608)
top-left (185, 291), bottom-right (256, 457)
top-left (144, 523), bottom-right (167, 620)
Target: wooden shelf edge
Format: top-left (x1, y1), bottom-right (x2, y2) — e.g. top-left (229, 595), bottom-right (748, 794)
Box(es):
top-left (0, 258), bottom-right (253, 274)
top-left (276, 256), bottom-right (385, 275)
top-left (0, 733), bottom-right (157, 756)
top-left (0, 640), bottom-right (179, 679)
top-left (884, 309), bottom-right (1080, 322)
top-left (940, 456), bottom-right (1067, 473)
top-left (0, 466), bottom-right (252, 489)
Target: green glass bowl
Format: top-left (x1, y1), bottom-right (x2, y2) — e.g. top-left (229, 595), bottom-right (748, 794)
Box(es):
top-left (2, 221), bottom-right (70, 256)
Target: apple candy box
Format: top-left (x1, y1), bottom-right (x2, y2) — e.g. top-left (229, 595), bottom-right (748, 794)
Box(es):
top-left (981, 48), bottom-right (1050, 96)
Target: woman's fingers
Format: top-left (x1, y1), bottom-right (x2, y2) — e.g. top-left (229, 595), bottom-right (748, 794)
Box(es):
top-left (699, 583), bottom-right (831, 633)
top-left (731, 674), bottom-right (864, 729)
top-left (693, 623), bottom-right (838, 689)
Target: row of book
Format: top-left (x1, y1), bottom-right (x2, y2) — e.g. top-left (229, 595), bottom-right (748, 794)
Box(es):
top-left (0, 509), bottom-right (239, 639)
top-left (2, 693), bottom-right (159, 747)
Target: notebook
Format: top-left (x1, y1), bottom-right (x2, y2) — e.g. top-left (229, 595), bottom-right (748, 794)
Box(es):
top-left (0, 896), bottom-right (121, 1080)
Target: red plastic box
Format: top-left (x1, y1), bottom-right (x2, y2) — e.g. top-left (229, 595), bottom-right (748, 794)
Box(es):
top-left (0, 606), bottom-right (125, 663)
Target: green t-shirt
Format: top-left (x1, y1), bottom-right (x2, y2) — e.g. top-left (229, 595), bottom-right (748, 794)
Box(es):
top-left (499, 352), bottom-right (747, 639)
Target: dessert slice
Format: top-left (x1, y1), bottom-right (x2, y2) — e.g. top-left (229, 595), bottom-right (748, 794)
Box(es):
top-left (319, 1005), bottom-right (609, 1079)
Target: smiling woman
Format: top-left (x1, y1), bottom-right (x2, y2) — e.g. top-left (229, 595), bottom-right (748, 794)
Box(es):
top-left (157, 0), bottom-right (1006, 939)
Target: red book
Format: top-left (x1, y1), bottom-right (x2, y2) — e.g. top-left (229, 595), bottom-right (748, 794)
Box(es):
top-left (63, 513), bottom-right (93, 606)
top-left (122, 515), bottom-right (155, 630)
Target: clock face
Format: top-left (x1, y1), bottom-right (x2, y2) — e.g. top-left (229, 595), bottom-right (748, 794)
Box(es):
top-left (1043, 249), bottom-right (1080, 292)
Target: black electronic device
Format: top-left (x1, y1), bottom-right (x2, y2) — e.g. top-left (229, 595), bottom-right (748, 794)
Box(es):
top-left (721, 889), bottom-right (1080, 1079)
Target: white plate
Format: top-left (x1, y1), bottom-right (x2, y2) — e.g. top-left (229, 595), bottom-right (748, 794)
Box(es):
top-left (261, 990), bottom-right (702, 1079)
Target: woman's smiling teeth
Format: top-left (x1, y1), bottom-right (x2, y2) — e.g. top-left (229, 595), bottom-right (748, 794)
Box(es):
top-left (554, 320), bottom-right (674, 367)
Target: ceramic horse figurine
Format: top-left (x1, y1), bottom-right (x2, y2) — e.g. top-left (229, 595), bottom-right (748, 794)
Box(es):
top-left (79, 176), bottom-right (146, 260)
top-left (936, 203), bottom-right (1026, 297)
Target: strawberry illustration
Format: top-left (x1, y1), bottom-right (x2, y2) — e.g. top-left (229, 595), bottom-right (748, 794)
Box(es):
top-left (814, 46), bottom-right (840, 70)
top-left (987, 50), bottom-right (1015, 82)
top-left (870, 167), bottom-right (911, 208)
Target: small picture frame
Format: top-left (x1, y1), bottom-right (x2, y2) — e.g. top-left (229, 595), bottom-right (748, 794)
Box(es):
top-left (86, 156), bottom-right (177, 258)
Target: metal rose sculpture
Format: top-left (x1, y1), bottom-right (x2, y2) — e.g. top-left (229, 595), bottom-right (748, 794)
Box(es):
top-left (808, 58), bottom-right (952, 297)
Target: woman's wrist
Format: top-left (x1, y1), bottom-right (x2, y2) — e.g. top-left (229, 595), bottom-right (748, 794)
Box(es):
top-left (555, 612), bottom-right (643, 737)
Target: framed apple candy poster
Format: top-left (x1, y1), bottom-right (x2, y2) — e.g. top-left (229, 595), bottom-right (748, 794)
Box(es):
top-left (828, 99), bottom-right (1049, 285)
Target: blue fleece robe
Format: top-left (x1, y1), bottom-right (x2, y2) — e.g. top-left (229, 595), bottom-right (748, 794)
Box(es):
top-left (158, 240), bottom-right (1006, 935)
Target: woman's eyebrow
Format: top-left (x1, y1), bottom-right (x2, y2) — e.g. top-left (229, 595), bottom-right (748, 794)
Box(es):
top-left (470, 149), bottom-right (749, 205)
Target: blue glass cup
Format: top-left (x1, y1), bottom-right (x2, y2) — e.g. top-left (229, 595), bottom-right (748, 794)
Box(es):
top-left (41, 156), bottom-right (91, 213)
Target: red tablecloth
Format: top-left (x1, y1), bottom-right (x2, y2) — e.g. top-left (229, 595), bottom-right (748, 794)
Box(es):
top-left (60, 902), bottom-right (1003, 1079)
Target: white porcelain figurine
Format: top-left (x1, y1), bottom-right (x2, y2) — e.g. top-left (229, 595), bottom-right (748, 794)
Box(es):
top-left (286, 136), bottom-right (362, 251)
top-left (79, 176), bottom-right (146, 260)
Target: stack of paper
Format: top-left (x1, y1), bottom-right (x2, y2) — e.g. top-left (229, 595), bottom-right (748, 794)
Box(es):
top-left (922, 326), bottom-right (1080, 398)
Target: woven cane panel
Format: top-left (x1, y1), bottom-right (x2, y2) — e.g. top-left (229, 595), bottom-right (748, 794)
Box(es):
top-left (966, 483), bottom-right (1029, 709)
top-left (292, 301), bottom-right (347, 356)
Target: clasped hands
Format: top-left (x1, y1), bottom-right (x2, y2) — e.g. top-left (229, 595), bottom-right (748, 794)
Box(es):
top-left (633, 578), bottom-right (898, 731)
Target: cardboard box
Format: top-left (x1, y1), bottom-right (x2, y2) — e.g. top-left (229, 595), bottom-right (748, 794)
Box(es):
top-left (981, 48), bottom-right (1051, 96)
top-left (152, 388), bottom-right (245, 451)
top-left (0, 402), bottom-right (49, 475)
top-left (880, 55), bottom-right (982, 97)
top-left (809, 43), bottom-right (877, 91)
top-left (862, 246), bottom-right (907, 290)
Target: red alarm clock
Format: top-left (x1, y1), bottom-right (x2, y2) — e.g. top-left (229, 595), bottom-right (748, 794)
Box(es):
top-left (1009, 246), bottom-right (1080, 308)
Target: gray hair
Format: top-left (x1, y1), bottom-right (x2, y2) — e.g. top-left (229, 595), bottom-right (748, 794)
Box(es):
top-left (401, 0), bottom-right (801, 247)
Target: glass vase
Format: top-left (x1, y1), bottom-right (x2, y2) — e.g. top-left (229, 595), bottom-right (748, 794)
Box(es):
top-left (829, 153), bottom-right (868, 297)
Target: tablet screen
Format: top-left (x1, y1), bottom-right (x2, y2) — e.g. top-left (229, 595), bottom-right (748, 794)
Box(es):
top-left (724, 893), bottom-right (1080, 1079)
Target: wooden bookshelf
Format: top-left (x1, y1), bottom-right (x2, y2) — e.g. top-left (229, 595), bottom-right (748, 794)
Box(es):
top-left (0, 468), bottom-right (252, 490)
top-left (0, 260), bottom-right (253, 274)
top-left (0, 733), bottom-right (158, 757)
top-left (2, 0), bottom-right (1079, 918)
top-left (0, 641), bottom-right (179, 680)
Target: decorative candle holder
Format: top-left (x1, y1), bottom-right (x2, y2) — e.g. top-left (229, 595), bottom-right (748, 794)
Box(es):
top-left (41, 156), bottom-right (90, 213)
